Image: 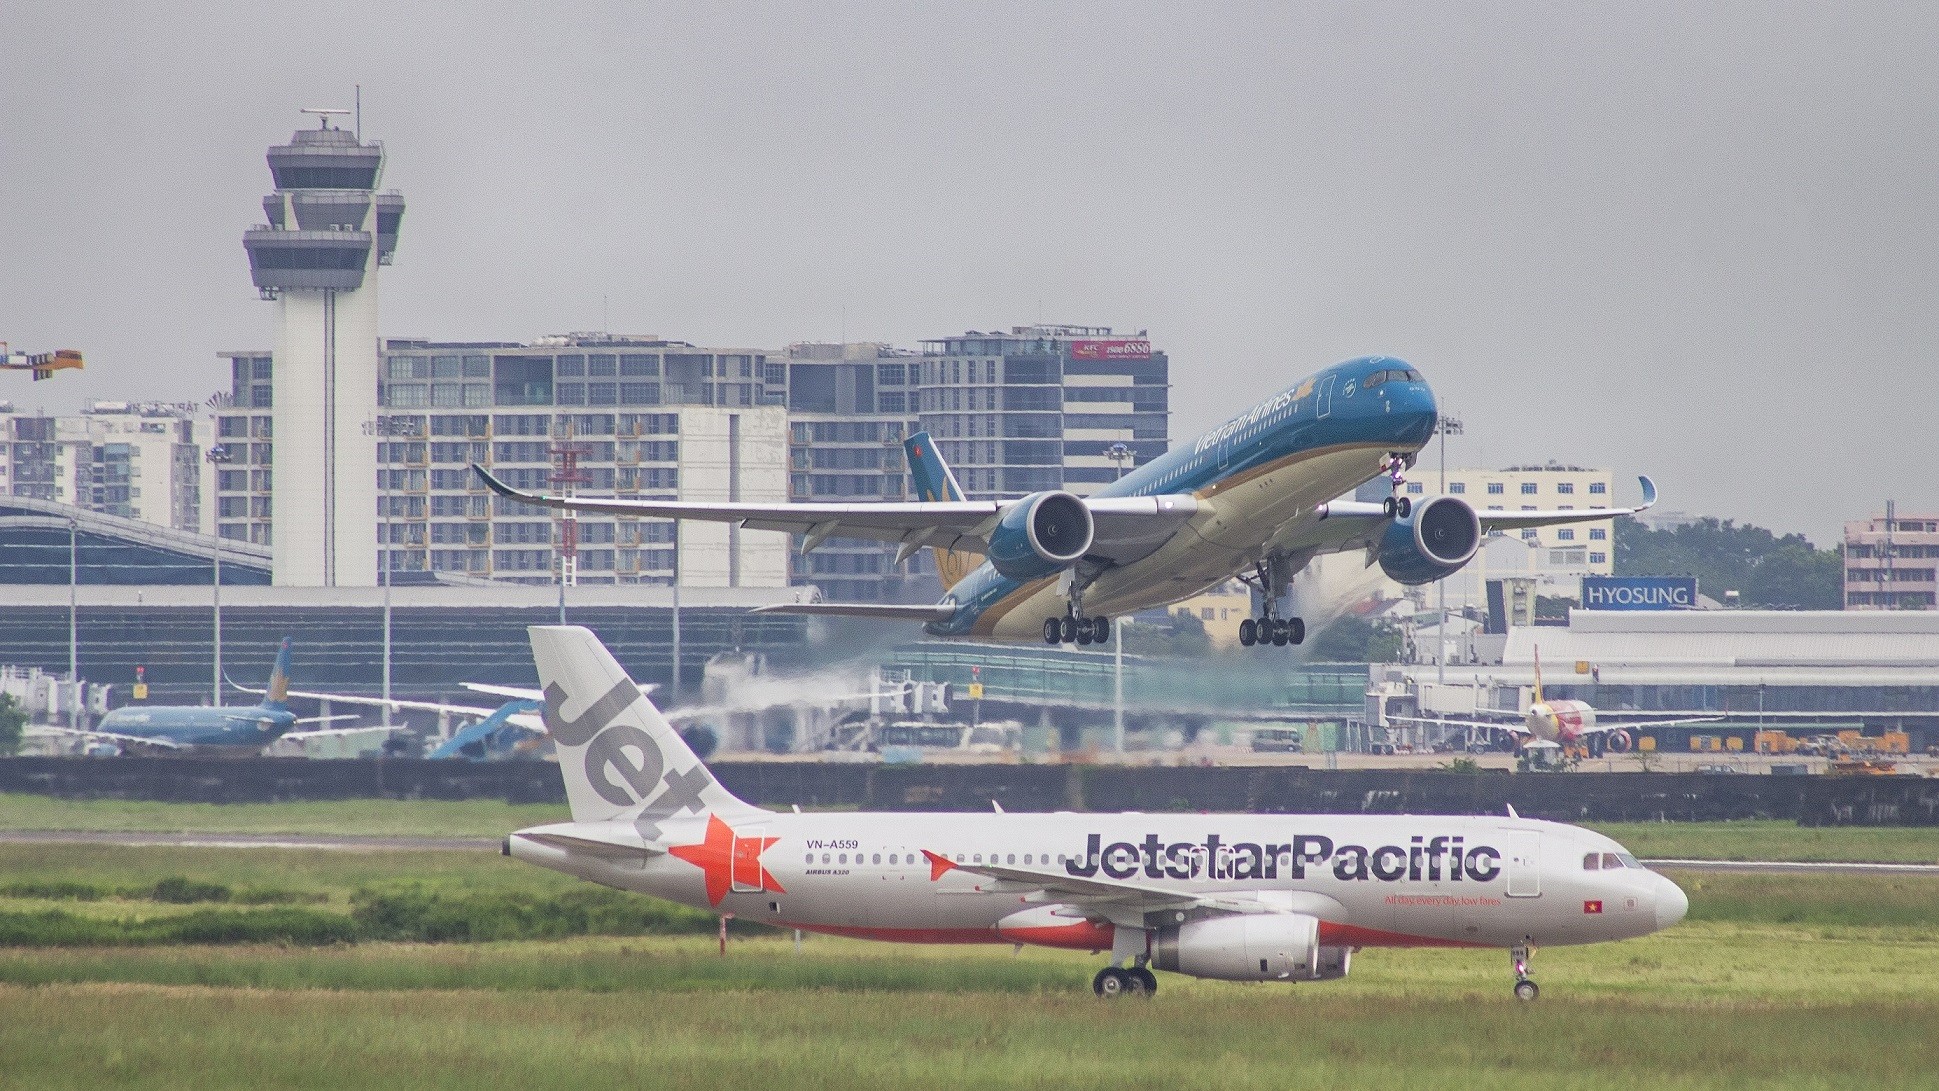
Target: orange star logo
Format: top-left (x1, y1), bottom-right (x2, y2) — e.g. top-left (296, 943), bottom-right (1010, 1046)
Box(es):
top-left (667, 815), bottom-right (786, 906)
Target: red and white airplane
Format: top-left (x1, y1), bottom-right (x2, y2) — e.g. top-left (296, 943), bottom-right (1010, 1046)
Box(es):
top-left (1398, 648), bottom-right (1724, 754)
top-left (504, 626), bottom-right (1688, 1000)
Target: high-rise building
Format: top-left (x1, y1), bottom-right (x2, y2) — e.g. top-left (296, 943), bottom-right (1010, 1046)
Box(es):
top-left (0, 401), bottom-right (211, 533)
top-left (1845, 509), bottom-right (1939, 610)
top-left (241, 110), bottom-right (404, 587)
top-left (217, 334), bottom-right (790, 588)
top-left (916, 325), bottom-right (1168, 498)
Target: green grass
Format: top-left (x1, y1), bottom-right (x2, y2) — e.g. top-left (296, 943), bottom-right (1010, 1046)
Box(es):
top-left (1, 926), bottom-right (1937, 1089)
top-left (0, 845), bottom-right (1935, 1087)
top-left (0, 792), bottom-right (568, 838)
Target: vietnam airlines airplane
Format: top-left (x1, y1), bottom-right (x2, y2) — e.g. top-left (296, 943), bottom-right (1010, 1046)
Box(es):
top-left (504, 626), bottom-right (1688, 999)
top-left (46, 638), bottom-right (357, 753)
top-left (477, 356), bottom-right (1657, 647)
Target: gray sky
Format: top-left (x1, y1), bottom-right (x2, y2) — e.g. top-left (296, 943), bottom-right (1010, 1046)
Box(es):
top-left (4, 2), bottom-right (1933, 545)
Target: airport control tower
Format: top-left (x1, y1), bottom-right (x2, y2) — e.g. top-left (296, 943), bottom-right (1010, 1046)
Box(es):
top-left (242, 109), bottom-right (404, 586)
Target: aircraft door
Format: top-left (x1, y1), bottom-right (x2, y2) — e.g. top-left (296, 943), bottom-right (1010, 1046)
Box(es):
top-left (731, 825), bottom-right (766, 893)
top-left (1505, 831), bottom-right (1541, 898)
top-left (1315, 375), bottom-right (1336, 419)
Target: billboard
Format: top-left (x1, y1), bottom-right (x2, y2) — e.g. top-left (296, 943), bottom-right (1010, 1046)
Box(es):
top-left (1581, 576), bottom-right (1698, 611)
top-left (1067, 339), bottom-right (1151, 361)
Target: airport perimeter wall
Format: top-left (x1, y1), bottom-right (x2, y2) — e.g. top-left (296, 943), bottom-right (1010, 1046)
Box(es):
top-left (3, 758), bottom-right (1938, 825)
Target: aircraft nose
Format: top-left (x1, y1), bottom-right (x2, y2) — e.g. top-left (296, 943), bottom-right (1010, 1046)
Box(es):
top-left (1654, 874), bottom-right (1689, 929)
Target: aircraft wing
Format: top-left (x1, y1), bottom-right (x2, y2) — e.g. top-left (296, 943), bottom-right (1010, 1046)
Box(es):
top-left (35, 727), bottom-right (184, 749)
top-left (281, 723), bottom-right (401, 740)
top-left (1475, 475), bottom-right (1659, 531)
top-left (462, 683), bottom-right (545, 702)
top-left (1291, 476), bottom-right (1660, 557)
top-left (1589, 714), bottom-right (1727, 731)
top-left (921, 851), bottom-right (1286, 921)
top-left (236, 682), bottom-right (502, 720)
top-left (474, 466), bottom-right (1201, 567)
top-left (749, 602), bottom-right (959, 620)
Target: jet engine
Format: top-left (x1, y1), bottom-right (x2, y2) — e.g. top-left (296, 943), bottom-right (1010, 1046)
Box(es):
top-left (1152, 913), bottom-right (1345, 982)
top-left (1378, 495), bottom-right (1482, 585)
top-left (985, 491), bottom-right (1094, 581)
top-left (1603, 729), bottom-right (1633, 754)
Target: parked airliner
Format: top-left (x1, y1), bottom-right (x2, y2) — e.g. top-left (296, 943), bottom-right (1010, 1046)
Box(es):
top-left (477, 356), bottom-right (1658, 647)
top-left (504, 626), bottom-right (1687, 999)
top-left (1395, 648), bottom-right (1724, 755)
top-left (46, 638), bottom-right (357, 753)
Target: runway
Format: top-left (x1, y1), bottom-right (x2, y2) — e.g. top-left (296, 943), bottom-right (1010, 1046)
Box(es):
top-left (2, 829), bottom-right (1935, 871)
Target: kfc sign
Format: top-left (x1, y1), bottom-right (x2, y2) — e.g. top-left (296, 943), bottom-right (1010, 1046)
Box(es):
top-left (1068, 339), bottom-right (1152, 361)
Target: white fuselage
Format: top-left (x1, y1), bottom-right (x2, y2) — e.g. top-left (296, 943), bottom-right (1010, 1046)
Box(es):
top-left (509, 810), bottom-right (1685, 951)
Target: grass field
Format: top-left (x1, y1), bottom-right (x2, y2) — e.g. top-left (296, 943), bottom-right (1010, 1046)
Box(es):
top-left (2, 843), bottom-right (1937, 1087)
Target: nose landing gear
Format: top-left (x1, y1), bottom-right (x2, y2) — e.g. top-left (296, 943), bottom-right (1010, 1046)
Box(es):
top-left (1511, 943), bottom-right (1539, 1000)
top-left (1381, 453), bottom-right (1414, 519)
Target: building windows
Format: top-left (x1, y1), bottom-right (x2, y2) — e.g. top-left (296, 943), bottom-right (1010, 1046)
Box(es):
top-left (1588, 482), bottom-right (1607, 495)
top-left (1520, 482), bottom-right (1538, 495)
top-left (1406, 482), bottom-right (1424, 495)
top-left (1589, 552), bottom-right (1607, 565)
top-left (1589, 528), bottom-right (1607, 541)
top-left (1557, 528), bottom-right (1575, 541)
top-left (1486, 482), bottom-right (1504, 495)
top-left (1449, 482), bottom-right (1465, 494)
top-left (1557, 482), bottom-right (1574, 495)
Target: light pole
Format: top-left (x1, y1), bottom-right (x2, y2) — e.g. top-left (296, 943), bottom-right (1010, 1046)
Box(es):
top-left (205, 442), bottom-right (234, 706)
top-left (1106, 442), bottom-right (1132, 482)
top-left (362, 417), bottom-right (404, 727)
top-left (1434, 414), bottom-right (1464, 686)
top-left (67, 514), bottom-right (78, 731)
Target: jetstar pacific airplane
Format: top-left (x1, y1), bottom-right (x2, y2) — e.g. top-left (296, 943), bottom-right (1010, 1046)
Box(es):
top-left (475, 356), bottom-right (1659, 647)
top-left (504, 626), bottom-right (1688, 999)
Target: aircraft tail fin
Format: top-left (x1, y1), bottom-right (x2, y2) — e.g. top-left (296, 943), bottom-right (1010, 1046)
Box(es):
top-left (263, 637), bottom-right (293, 711)
top-left (529, 626), bottom-right (759, 826)
top-left (428, 699), bottom-right (539, 760)
top-left (902, 432), bottom-right (979, 590)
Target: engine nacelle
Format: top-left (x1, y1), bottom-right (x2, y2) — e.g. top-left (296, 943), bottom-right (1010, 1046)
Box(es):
top-left (1378, 495), bottom-right (1482, 585)
top-left (1152, 913), bottom-right (1332, 982)
top-left (1604, 729), bottom-right (1633, 754)
top-left (986, 491), bottom-right (1094, 581)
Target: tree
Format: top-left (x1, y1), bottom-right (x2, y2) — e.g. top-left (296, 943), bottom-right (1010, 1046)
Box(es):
top-left (1308, 615), bottom-right (1403, 662)
top-left (0, 693), bottom-right (25, 757)
top-left (1122, 612), bottom-right (1213, 658)
top-left (1614, 516), bottom-right (1842, 609)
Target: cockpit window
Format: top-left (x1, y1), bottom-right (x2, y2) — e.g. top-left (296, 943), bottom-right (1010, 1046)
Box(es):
top-left (1601, 852), bottom-right (1623, 870)
top-left (1582, 853), bottom-right (1601, 871)
top-left (1363, 368), bottom-right (1425, 391)
top-left (1616, 852), bottom-right (1642, 869)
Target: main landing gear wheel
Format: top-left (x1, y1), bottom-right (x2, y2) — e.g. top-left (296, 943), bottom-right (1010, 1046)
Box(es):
top-left (1092, 967), bottom-right (1154, 999)
top-left (1091, 616), bottom-right (1111, 644)
top-left (1239, 619), bottom-right (1257, 646)
top-left (1060, 617), bottom-right (1079, 644)
top-left (1514, 979), bottom-right (1540, 1002)
top-left (1044, 618), bottom-right (1061, 645)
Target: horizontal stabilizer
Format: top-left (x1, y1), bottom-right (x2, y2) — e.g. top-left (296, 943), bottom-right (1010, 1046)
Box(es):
top-left (749, 602), bottom-right (959, 621)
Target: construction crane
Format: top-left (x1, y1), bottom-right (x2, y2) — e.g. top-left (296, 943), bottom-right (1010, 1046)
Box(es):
top-left (0, 342), bottom-right (84, 380)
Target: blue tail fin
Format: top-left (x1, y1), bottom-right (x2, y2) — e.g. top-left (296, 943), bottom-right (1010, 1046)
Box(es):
top-left (901, 432), bottom-right (977, 590)
top-left (903, 432), bottom-right (965, 502)
top-left (263, 637), bottom-right (293, 711)
top-left (429, 699), bottom-right (540, 760)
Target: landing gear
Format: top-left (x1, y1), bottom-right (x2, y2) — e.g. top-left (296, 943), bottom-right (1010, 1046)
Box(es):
top-left (1043, 574), bottom-right (1112, 645)
top-left (1511, 943), bottom-right (1539, 1001)
top-left (1236, 556), bottom-right (1306, 650)
top-left (1092, 965), bottom-right (1157, 998)
top-left (1381, 453), bottom-right (1414, 519)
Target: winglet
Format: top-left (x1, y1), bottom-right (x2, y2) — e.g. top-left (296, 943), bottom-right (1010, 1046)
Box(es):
top-left (472, 464), bottom-right (538, 503)
top-left (921, 849), bottom-right (957, 882)
top-left (1506, 803), bottom-right (1520, 819)
top-left (1636, 475), bottom-right (1658, 512)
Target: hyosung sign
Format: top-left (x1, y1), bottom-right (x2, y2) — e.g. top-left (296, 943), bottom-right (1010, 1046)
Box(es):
top-left (1581, 576), bottom-right (1698, 611)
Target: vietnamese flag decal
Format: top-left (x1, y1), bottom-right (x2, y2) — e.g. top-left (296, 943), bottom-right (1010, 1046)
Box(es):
top-left (1583, 899), bottom-right (1604, 914)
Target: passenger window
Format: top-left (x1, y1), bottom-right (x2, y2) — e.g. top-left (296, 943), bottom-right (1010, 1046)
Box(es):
top-left (974, 854), bottom-right (983, 863)
top-left (888, 854), bottom-right (898, 865)
top-left (872, 854), bottom-right (881, 865)
top-left (822, 854), bottom-right (831, 864)
top-left (1602, 853), bottom-right (1622, 870)
top-left (1583, 853), bottom-right (1601, 871)
top-left (838, 854), bottom-right (847, 864)
top-left (1023, 854), bottom-right (1032, 865)
top-left (1007, 854), bottom-right (1016, 865)
top-left (804, 854), bottom-right (813, 865)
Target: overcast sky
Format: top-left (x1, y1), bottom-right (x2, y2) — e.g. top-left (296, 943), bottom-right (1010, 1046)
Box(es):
top-left (4, 2), bottom-right (1933, 545)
